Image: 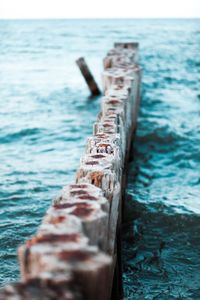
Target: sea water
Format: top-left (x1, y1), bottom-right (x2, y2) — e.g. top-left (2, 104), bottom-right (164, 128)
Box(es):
top-left (0, 19), bottom-right (199, 299)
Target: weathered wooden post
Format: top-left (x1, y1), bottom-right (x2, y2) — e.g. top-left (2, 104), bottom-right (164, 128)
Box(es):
top-left (0, 42), bottom-right (141, 300)
top-left (76, 57), bottom-right (101, 97)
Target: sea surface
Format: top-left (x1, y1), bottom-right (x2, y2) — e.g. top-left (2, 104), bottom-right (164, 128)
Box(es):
top-left (0, 19), bottom-right (200, 299)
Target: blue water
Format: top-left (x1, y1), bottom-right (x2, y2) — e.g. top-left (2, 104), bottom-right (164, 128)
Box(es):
top-left (0, 19), bottom-right (199, 298)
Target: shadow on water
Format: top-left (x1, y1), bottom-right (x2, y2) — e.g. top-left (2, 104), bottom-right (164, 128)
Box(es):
top-left (122, 195), bottom-right (200, 299)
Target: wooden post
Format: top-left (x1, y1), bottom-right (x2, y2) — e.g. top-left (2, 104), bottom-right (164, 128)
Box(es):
top-left (114, 42), bottom-right (139, 49)
top-left (0, 42), bottom-right (141, 300)
top-left (0, 279), bottom-right (83, 300)
top-left (76, 57), bottom-right (101, 97)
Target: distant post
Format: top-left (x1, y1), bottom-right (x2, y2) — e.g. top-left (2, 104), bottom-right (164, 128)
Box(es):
top-left (76, 57), bottom-right (101, 97)
top-left (114, 42), bottom-right (139, 49)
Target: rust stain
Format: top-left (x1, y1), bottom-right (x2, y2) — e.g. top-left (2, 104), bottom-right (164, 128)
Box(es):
top-left (108, 99), bottom-right (121, 105)
top-left (90, 171), bottom-right (104, 187)
top-left (70, 190), bottom-right (88, 196)
top-left (69, 184), bottom-right (88, 189)
top-left (54, 202), bottom-right (80, 209)
top-left (54, 202), bottom-right (94, 218)
top-left (26, 233), bottom-right (80, 247)
top-left (48, 215), bottom-right (66, 224)
top-left (72, 203), bottom-right (94, 218)
top-left (103, 123), bottom-right (113, 128)
top-left (79, 195), bottom-right (97, 201)
top-left (85, 161), bottom-right (99, 165)
top-left (91, 154), bottom-right (106, 159)
top-left (58, 250), bottom-right (90, 262)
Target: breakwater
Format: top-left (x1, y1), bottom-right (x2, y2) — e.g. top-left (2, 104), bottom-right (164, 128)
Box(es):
top-left (0, 42), bottom-right (141, 299)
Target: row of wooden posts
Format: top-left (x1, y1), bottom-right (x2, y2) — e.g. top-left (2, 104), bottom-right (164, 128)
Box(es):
top-left (0, 42), bottom-right (141, 300)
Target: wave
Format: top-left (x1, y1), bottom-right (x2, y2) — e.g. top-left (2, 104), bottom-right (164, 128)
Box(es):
top-left (0, 128), bottom-right (44, 144)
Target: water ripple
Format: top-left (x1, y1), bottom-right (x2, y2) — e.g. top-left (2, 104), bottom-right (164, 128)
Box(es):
top-left (0, 19), bottom-right (200, 296)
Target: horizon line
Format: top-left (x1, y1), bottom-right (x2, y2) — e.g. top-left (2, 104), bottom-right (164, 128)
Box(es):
top-left (0, 17), bottom-right (200, 20)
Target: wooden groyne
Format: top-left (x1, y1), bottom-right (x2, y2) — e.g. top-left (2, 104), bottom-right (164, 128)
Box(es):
top-left (76, 57), bottom-right (101, 97)
top-left (0, 42), bottom-right (141, 300)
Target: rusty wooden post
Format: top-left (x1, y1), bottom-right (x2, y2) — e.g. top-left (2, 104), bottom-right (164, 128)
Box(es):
top-left (76, 57), bottom-right (101, 97)
top-left (0, 42), bottom-right (141, 300)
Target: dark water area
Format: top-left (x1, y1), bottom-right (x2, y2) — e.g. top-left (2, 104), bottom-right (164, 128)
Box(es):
top-left (0, 19), bottom-right (200, 298)
top-left (122, 20), bottom-right (200, 299)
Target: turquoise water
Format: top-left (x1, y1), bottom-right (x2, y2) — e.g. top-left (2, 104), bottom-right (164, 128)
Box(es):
top-left (0, 19), bottom-right (200, 298)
